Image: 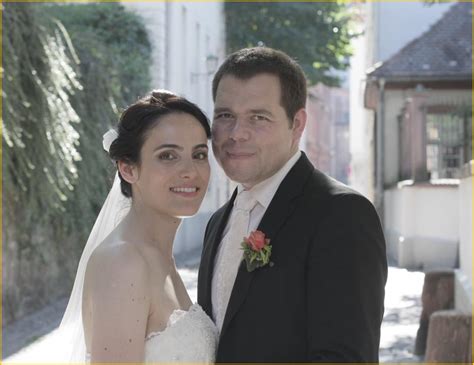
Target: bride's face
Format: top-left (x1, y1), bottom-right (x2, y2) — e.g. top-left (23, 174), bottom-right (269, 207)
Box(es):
top-left (130, 112), bottom-right (210, 217)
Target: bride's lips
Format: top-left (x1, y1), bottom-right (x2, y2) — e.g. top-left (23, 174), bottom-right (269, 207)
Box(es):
top-left (169, 186), bottom-right (201, 198)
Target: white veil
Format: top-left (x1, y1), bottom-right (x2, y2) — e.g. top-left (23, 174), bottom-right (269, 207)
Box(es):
top-left (54, 132), bottom-right (130, 363)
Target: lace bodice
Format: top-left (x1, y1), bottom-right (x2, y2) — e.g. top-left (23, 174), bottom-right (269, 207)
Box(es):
top-left (144, 304), bottom-right (217, 363)
top-left (86, 304), bottom-right (218, 363)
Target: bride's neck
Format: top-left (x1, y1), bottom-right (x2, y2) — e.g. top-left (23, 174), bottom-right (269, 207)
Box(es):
top-left (120, 203), bottom-right (181, 258)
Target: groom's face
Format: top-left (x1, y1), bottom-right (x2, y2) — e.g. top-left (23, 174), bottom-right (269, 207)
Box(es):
top-left (212, 73), bottom-right (305, 189)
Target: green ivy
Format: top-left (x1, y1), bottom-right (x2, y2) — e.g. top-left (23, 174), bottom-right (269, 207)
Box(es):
top-left (3, 3), bottom-right (151, 323)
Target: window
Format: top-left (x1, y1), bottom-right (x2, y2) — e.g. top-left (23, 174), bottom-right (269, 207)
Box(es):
top-left (425, 105), bottom-right (472, 179)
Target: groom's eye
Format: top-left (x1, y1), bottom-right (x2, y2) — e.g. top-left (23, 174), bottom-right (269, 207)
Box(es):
top-left (250, 114), bottom-right (270, 122)
top-left (214, 112), bottom-right (234, 121)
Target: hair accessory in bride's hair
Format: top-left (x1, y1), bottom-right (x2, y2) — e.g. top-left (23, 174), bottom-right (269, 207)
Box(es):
top-left (102, 129), bottom-right (119, 152)
top-left (152, 88), bottom-right (175, 95)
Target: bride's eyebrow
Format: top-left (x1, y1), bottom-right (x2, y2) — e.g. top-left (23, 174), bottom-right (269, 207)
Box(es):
top-left (154, 144), bottom-right (183, 152)
top-left (193, 144), bottom-right (208, 150)
top-left (153, 144), bottom-right (208, 152)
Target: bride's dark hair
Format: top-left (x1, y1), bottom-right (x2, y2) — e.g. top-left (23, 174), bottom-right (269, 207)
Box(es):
top-left (108, 90), bottom-right (211, 198)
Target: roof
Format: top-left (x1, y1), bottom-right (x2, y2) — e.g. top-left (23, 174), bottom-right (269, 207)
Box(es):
top-left (367, 2), bottom-right (472, 81)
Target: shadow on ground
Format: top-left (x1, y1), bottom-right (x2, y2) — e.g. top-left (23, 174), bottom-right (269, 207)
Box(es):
top-left (2, 298), bottom-right (68, 358)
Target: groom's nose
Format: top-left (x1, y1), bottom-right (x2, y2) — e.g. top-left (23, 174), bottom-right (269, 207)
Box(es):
top-left (229, 119), bottom-right (250, 141)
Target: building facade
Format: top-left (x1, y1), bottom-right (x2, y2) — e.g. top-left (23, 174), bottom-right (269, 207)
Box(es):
top-left (349, 1), bottom-right (454, 201)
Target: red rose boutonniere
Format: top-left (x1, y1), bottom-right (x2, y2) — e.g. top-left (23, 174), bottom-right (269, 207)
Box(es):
top-left (241, 230), bottom-right (273, 272)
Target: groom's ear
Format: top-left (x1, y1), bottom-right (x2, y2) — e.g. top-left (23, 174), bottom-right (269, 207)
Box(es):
top-left (117, 160), bottom-right (139, 184)
top-left (291, 108), bottom-right (307, 142)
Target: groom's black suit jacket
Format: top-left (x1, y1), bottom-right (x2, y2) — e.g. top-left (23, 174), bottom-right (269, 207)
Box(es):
top-left (198, 153), bottom-right (387, 362)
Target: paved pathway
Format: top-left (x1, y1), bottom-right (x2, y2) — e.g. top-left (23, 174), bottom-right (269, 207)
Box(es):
top-left (379, 267), bottom-right (424, 362)
top-left (3, 265), bottom-right (425, 363)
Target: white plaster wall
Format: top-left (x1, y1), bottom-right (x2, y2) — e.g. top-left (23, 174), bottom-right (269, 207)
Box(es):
top-left (165, 3), bottom-right (226, 115)
top-left (349, 4), bottom-right (375, 201)
top-left (383, 187), bottom-right (400, 260)
top-left (384, 184), bottom-right (459, 269)
top-left (122, 2), bottom-right (167, 89)
top-left (410, 185), bottom-right (459, 239)
top-left (456, 173), bottom-right (472, 312)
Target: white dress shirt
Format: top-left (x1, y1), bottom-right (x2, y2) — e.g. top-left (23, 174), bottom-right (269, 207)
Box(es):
top-left (211, 150), bottom-right (302, 330)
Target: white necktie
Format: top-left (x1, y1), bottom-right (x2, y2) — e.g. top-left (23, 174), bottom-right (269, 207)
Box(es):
top-left (212, 190), bottom-right (257, 331)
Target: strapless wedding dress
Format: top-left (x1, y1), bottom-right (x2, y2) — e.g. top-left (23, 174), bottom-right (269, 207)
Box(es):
top-left (86, 304), bottom-right (218, 363)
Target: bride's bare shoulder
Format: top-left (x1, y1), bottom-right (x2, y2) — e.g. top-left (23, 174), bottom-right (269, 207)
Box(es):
top-left (86, 240), bottom-right (149, 284)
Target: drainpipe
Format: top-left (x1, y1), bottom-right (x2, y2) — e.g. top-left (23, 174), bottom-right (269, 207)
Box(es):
top-left (376, 78), bottom-right (386, 225)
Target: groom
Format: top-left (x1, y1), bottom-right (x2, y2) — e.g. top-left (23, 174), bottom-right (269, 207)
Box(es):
top-left (198, 47), bottom-right (387, 362)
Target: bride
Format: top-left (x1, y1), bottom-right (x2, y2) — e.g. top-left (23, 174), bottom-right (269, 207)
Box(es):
top-left (57, 90), bottom-right (218, 363)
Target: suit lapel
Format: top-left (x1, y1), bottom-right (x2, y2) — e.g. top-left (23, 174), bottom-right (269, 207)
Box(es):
top-left (199, 189), bottom-right (238, 318)
top-left (220, 153), bottom-right (314, 336)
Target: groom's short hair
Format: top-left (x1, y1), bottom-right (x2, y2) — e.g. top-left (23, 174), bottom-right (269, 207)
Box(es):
top-left (212, 47), bottom-right (307, 123)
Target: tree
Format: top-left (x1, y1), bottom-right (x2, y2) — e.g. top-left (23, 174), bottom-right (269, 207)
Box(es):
top-left (3, 3), bottom-right (151, 324)
top-left (225, 3), bottom-right (357, 86)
